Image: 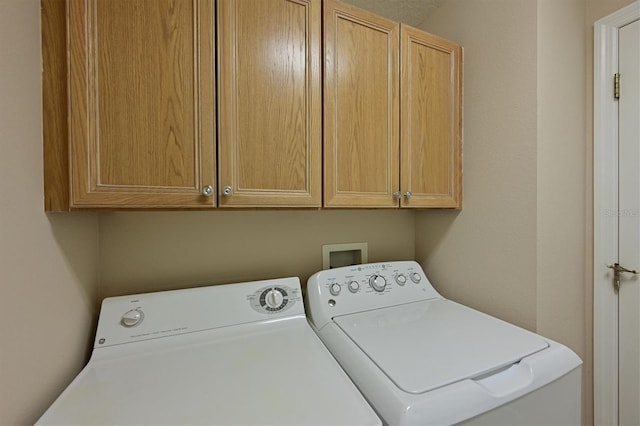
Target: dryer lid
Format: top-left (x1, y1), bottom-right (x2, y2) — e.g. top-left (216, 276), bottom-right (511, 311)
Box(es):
top-left (334, 299), bottom-right (549, 394)
top-left (37, 319), bottom-right (381, 425)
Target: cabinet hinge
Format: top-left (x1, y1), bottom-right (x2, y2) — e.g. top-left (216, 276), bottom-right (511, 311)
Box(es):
top-left (614, 73), bottom-right (620, 99)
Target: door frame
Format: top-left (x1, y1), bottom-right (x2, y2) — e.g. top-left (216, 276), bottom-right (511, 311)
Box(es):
top-left (594, 3), bottom-right (640, 425)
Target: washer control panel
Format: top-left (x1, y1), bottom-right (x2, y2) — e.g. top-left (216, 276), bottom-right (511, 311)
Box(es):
top-left (318, 262), bottom-right (427, 297)
top-left (306, 261), bottom-right (443, 329)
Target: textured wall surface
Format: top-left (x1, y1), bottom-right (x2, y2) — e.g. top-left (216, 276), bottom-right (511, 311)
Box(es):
top-left (415, 0), bottom-right (539, 332)
top-left (342, 0), bottom-right (445, 26)
top-left (99, 210), bottom-right (416, 298)
top-left (0, 1), bottom-right (100, 424)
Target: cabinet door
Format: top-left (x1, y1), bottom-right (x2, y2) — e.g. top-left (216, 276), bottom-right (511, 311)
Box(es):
top-left (400, 25), bottom-right (462, 208)
top-left (324, 0), bottom-right (400, 208)
top-left (68, 0), bottom-right (216, 208)
top-left (217, 0), bottom-right (321, 207)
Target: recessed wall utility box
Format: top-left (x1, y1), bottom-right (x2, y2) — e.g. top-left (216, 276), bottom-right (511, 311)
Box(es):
top-left (322, 243), bottom-right (368, 270)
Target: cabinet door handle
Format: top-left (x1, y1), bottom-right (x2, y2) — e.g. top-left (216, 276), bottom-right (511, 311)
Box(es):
top-left (393, 191), bottom-right (402, 200)
top-left (404, 191), bottom-right (413, 199)
top-left (223, 186), bottom-right (233, 196)
top-left (201, 185), bottom-right (214, 197)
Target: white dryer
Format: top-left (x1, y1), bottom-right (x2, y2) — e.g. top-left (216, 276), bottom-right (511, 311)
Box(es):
top-left (306, 261), bottom-right (582, 425)
top-left (37, 277), bottom-right (381, 425)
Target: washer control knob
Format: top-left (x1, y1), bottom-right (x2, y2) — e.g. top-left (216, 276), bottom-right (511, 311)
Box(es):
top-left (410, 272), bottom-right (422, 284)
top-left (348, 280), bottom-right (360, 293)
top-left (265, 288), bottom-right (284, 309)
top-left (395, 274), bottom-right (407, 286)
top-left (369, 274), bottom-right (387, 292)
top-left (330, 283), bottom-right (342, 296)
top-left (121, 309), bottom-right (144, 327)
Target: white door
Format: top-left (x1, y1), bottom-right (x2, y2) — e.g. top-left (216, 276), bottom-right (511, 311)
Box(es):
top-left (594, 4), bottom-right (640, 424)
top-left (618, 18), bottom-right (640, 426)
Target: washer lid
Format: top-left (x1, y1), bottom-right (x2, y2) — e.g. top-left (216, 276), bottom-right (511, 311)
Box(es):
top-left (334, 299), bottom-right (549, 394)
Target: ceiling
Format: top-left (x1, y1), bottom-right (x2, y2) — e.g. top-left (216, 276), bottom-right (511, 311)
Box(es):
top-left (341, 0), bottom-right (447, 27)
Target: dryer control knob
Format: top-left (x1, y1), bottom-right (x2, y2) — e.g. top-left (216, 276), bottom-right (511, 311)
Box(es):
top-left (348, 280), bottom-right (360, 293)
top-left (265, 288), bottom-right (285, 309)
top-left (121, 309), bottom-right (144, 327)
top-left (369, 274), bottom-right (387, 292)
top-left (410, 272), bottom-right (422, 284)
top-left (395, 274), bottom-right (407, 286)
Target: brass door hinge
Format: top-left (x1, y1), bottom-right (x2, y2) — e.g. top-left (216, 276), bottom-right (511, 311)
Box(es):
top-left (614, 73), bottom-right (620, 99)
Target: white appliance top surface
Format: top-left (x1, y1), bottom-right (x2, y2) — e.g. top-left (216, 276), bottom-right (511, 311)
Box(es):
top-left (39, 317), bottom-right (380, 425)
top-left (38, 277), bottom-right (380, 425)
top-left (334, 299), bottom-right (549, 394)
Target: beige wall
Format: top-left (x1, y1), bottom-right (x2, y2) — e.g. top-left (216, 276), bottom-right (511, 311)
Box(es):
top-left (0, 1), bottom-right (100, 424)
top-left (536, 0), bottom-right (589, 421)
top-left (99, 210), bottom-right (416, 297)
top-left (415, 0), bottom-right (635, 425)
top-left (415, 0), bottom-right (539, 332)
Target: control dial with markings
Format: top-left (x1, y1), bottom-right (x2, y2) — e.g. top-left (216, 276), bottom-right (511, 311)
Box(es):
top-left (330, 283), bottom-right (342, 296)
top-left (121, 309), bottom-right (144, 327)
top-left (369, 274), bottom-right (387, 292)
top-left (410, 272), bottom-right (422, 284)
top-left (260, 287), bottom-right (289, 311)
top-left (348, 280), bottom-right (360, 293)
top-left (395, 274), bottom-right (407, 286)
top-left (250, 285), bottom-right (297, 314)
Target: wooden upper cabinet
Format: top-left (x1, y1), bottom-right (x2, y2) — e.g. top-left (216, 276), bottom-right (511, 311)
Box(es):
top-left (217, 0), bottom-right (321, 207)
top-left (43, 0), bottom-right (216, 210)
top-left (400, 25), bottom-right (463, 208)
top-left (43, 0), bottom-right (460, 211)
top-left (323, 0), bottom-right (462, 209)
top-left (323, 0), bottom-right (400, 208)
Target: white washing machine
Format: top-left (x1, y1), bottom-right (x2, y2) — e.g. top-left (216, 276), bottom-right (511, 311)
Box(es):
top-left (306, 261), bottom-right (582, 425)
top-left (37, 277), bottom-right (381, 425)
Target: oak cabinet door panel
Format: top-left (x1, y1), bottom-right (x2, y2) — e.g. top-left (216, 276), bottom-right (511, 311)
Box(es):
top-left (323, 0), bottom-right (400, 208)
top-left (58, 0), bottom-right (215, 209)
top-left (217, 0), bottom-right (321, 207)
top-left (401, 25), bottom-right (462, 208)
